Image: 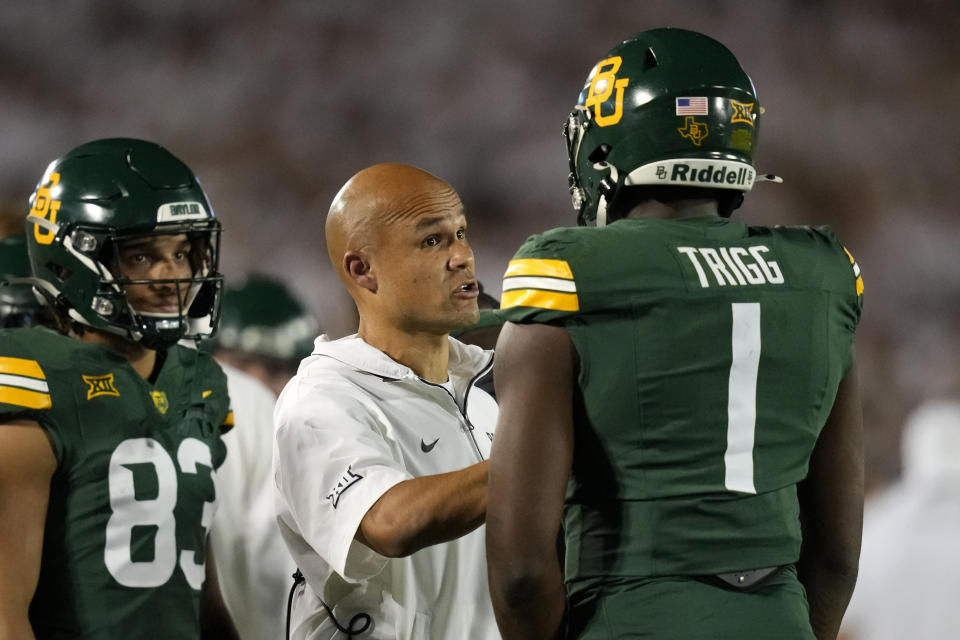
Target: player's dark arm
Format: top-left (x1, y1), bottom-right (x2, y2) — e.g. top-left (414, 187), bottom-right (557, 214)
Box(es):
top-left (355, 459), bottom-right (489, 558)
top-left (0, 419), bottom-right (56, 640)
top-left (486, 322), bottom-right (574, 640)
top-left (200, 537), bottom-right (239, 640)
top-left (797, 358), bottom-right (863, 640)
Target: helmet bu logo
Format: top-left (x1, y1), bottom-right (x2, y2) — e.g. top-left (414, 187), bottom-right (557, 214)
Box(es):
top-left (31, 172), bottom-right (62, 246)
top-left (584, 56), bottom-right (629, 127)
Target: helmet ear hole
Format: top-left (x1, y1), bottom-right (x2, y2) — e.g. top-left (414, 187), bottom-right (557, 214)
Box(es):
top-left (588, 144), bottom-right (612, 164)
top-left (188, 281), bottom-right (218, 319)
top-left (47, 262), bottom-right (71, 282)
top-left (643, 47), bottom-right (658, 70)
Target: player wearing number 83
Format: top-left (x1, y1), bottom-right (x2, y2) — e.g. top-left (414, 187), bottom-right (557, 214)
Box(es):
top-left (487, 29), bottom-right (864, 640)
top-left (0, 139), bottom-right (237, 638)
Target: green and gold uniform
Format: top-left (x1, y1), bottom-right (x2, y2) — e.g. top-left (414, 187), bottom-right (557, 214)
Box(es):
top-left (0, 326), bottom-right (233, 639)
top-left (499, 216), bottom-right (863, 638)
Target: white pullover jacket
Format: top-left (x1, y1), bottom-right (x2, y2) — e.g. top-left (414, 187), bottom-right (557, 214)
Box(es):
top-left (274, 334), bottom-right (500, 640)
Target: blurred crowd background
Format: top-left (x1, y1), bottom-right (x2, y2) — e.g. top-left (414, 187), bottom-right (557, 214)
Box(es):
top-left (2, 0), bottom-right (958, 491)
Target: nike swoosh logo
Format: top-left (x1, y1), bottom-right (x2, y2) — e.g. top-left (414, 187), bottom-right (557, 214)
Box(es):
top-left (420, 438), bottom-right (439, 453)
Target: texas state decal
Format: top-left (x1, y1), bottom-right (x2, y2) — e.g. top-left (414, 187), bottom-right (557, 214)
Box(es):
top-left (677, 116), bottom-right (709, 146)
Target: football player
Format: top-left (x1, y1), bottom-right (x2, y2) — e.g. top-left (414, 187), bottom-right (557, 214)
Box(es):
top-left (208, 273), bottom-right (319, 396)
top-left (487, 29), bottom-right (864, 640)
top-left (0, 233), bottom-right (50, 329)
top-left (0, 139), bottom-right (238, 638)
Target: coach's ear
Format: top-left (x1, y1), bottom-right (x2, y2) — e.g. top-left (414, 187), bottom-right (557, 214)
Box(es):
top-left (344, 251), bottom-right (377, 294)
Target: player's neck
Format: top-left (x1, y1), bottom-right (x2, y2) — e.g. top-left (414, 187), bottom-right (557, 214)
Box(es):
top-left (358, 320), bottom-right (450, 383)
top-left (75, 328), bottom-right (158, 380)
top-left (624, 198), bottom-right (719, 220)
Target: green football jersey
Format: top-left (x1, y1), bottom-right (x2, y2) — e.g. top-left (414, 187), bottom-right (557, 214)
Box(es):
top-left (499, 216), bottom-right (863, 589)
top-left (0, 326), bottom-right (233, 639)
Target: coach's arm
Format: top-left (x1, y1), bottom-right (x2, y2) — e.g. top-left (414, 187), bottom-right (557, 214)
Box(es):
top-left (355, 459), bottom-right (489, 558)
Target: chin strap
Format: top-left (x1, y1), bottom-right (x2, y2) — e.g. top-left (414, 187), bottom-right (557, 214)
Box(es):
top-left (593, 162), bottom-right (619, 228)
top-left (596, 195), bottom-right (609, 227)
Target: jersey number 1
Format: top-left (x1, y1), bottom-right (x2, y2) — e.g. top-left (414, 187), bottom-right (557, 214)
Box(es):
top-left (724, 303), bottom-right (760, 494)
top-left (104, 437), bottom-right (216, 589)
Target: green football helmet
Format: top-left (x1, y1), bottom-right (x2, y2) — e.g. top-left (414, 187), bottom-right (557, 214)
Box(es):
top-left (0, 233), bottom-right (48, 328)
top-left (564, 28), bottom-right (781, 226)
top-left (25, 138), bottom-right (223, 349)
top-left (211, 274), bottom-right (318, 362)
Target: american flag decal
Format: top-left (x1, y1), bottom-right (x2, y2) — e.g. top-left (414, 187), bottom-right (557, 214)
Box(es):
top-left (676, 97), bottom-right (708, 115)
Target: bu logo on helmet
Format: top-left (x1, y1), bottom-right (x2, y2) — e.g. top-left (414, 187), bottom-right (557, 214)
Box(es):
top-left (584, 56), bottom-right (630, 127)
top-left (30, 172), bottom-right (62, 246)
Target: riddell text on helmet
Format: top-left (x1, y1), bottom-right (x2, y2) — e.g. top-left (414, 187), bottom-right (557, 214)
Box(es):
top-left (657, 162), bottom-right (755, 187)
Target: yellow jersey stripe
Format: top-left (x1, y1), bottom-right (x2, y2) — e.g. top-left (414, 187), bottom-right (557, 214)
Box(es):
top-left (223, 411), bottom-right (235, 427)
top-left (842, 247), bottom-right (863, 296)
top-left (0, 386), bottom-right (52, 410)
top-left (0, 356), bottom-right (46, 380)
top-left (502, 289), bottom-right (580, 312)
top-left (504, 258), bottom-right (574, 280)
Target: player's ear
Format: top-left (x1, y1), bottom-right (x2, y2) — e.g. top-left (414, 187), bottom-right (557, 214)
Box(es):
top-left (344, 251), bottom-right (377, 293)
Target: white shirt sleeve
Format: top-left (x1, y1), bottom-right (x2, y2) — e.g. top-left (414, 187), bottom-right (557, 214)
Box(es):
top-left (275, 377), bottom-right (411, 581)
top-left (212, 365), bottom-right (293, 640)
